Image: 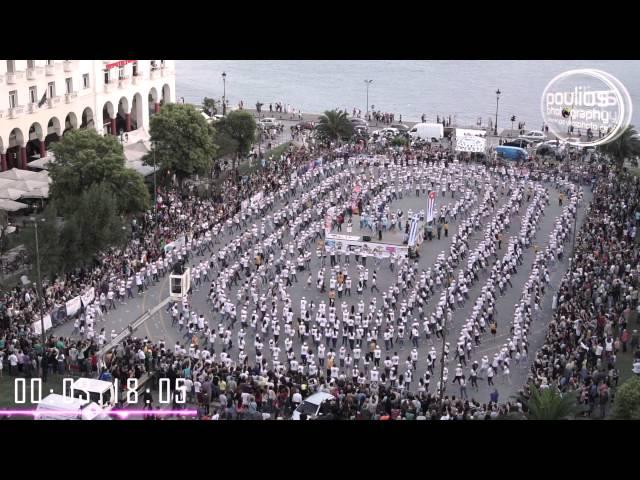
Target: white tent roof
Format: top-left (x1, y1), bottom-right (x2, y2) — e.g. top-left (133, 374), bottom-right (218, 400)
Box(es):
top-left (0, 168), bottom-right (46, 181)
top-left (0, 199), bottom-right (28, 211)
top-left (123, 140), bottom-right (156, 177)
top-left (0, 187), bottom-right (28, 200)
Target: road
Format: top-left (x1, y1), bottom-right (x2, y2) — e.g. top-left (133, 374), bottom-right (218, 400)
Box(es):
top-left (51, 160), bottom-right (591, 409)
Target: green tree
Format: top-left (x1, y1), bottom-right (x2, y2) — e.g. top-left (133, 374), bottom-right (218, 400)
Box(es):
top-left (598, 125), bottom-right (640, 170)
top-left (145, 103), bottom-right (217, 188)
top-left (522, 386), bottom-right (579, 420)
top-left (202, 97), bottom-right (217, 117)
top-left (72, 183), bottom-right (123, 264)
top-left (315, 110), bottom-right (354, 145)
top-left (23, 185), bottom-right (124, 279)
top-left (610, 376), bottom-right (640, 420)
top-left (391, 135), bottom-right (409, 147)
top-left (214, 111), bottom-right (256, 168)
top-left (49, 129), bottom-right (149, 215)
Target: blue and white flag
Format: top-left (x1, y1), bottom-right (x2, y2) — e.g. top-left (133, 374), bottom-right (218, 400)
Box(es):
top-left (408, 216), bottom-right (419, 247)
top-left (427, 191), bottom-right (437, 222)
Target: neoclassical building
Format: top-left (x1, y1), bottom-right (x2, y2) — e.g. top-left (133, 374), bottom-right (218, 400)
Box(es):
top-left (0, 60), bottom-right (176, 170)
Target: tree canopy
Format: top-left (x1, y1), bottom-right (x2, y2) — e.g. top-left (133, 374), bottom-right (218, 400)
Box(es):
top-left (610, 376), bottom-right (640, 420)
top-left (315, 110), bottom-right (354, 144)
top-left (145, 103), bottom-right (217, 185)
top-left (522, 386), bottom-right (578, 420)
top-left (213, 111), bottom-right (256, 162)
top-left (598, 125), bottom-right (640, 170)
top-left (202, 97), bottom-right (217, 117)
top-left (24, 184), bottom-right (124, 278)
top-left (49, 129), bottom-right (149, 215)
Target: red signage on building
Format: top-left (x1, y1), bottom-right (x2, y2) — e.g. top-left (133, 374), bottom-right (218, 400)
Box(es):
top-left (105, 60), bottom-right (136, 70)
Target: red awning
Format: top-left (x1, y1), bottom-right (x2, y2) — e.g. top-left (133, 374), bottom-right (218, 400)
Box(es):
top-left (105, 60), bottom-right (136, 70)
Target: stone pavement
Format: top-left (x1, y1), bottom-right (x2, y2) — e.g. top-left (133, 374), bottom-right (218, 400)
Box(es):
top-left (51, 163), bottom-right (590, 407)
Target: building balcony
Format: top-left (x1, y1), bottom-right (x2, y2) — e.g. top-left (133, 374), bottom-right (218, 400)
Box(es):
top-left (26, 67), bottom-right (44, 80)
top-left (65, 91), bottom-right (78, 103)
top-left (118, 76), bottom-right (130, 88)
top-left (8, 106), bottom-right (25, 119)
top-left (45, 64), bottom-right (56, 76)
top-left (27, 103), bottom-right (40, 114)
top-left (6, 71), bottom-right (25, 84)
top-left (47, 96), bottom-right (62, 108)
top-left (63, 60), bottom-right (74, 72)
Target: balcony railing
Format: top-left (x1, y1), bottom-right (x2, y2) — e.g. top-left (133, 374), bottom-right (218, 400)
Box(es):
top-left (27, 103), bottom-right (39, 114)
top-left (63, 60), bottom-right (74, 72)
top-left (118, 76), bottom-right (130, 88)
top-left (47, 96), bottom-right (62, 108)
top-left (8, 106), bottom-right (24, 119)
top-left (6, 71), bottom-right (25, 84)
top-left (65, 92), bottom-right (78, 103)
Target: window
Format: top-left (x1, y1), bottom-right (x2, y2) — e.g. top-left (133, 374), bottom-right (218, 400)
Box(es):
top-left (132, 62), bottom-right (138, 76)
top-left (118, 66), bottom-right (125, 80)
top-left (104, 70), bottom-right (110, 84)
top-left (46, 60), bottom-right (53, 65)
top-left (9, 91), bottom-right (17, 108)
top-left (6, 60), bottom-right (15, 73)
top-left (65, 77), bottom-right (73, 94)
top-left (160, 59), bottom-right (165, 67)
top-left (83, 73), bottom-right (90, 89)
top-left (150, 60), bottom-right (157, 71)
top-left (27, 60), bottom-right (35, 69)
top-left (47, 82), bottom-right (55, 98)
top-left (29, 86), bottom-right (37, 104)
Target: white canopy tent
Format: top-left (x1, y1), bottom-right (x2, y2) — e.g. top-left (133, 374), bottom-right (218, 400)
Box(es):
top-left (0, 199), bottom-right (28, 212)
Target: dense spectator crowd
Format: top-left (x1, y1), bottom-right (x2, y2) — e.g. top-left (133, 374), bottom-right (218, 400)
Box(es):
top-left (0, 129), bottom-right (638, 421)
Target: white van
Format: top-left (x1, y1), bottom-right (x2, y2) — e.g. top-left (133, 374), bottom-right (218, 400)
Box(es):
top-left (70, 378), bottom-right (116, 407)
top-left (408, 123), bottom-right (444, 142)
top-left (36, 394), bottom-right (88, 420)
top-left (291, 392), bottom-right (336, 420)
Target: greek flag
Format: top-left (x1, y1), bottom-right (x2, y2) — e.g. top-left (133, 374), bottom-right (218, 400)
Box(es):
top-left (408, 216), bottom-right (419, 247)
top-left (427, 191), bottom-right (436, 222)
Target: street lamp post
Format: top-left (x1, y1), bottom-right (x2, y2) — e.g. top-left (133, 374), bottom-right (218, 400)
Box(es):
top-left (364, 80), bottom-right (373, 117)
top-left (30, 217), bottom-right (46, 366)
top-left (152, 142), bottom-right (157, 218)
top-left (494, 89), bottom-right (501, 136)
top-left (222, 72), bottom-right (227, 116)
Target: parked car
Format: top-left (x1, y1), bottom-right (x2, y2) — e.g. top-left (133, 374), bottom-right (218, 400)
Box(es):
top-left (503, 138), bottom-right (534, 148)
top-left (258, 117), bottom-right (282, 129)
top-left (295, 121), bottom-right (315, 130)
top-left (291, 392), bottom-right (336, 420)
top-left (518, 130), bottom-right (546, 142)
top-left (390, 123), bottom-right (410, 133)
top-left (350, 118), bottom-right (369, 127)
top-left (372, 127), bottom-right (399, 137)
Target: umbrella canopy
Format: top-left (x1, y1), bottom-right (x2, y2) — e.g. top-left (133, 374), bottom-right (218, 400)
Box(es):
top-left (0, 199), bottom-right (28, 212)
top-left (0, 187), bottom-right (28, 200)
top-left (21, 179), bottom-right (49, 191)
top-left (20, 185), bottom-right (49, 199)
top-left (0, 168), bottom-right (44, 181)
